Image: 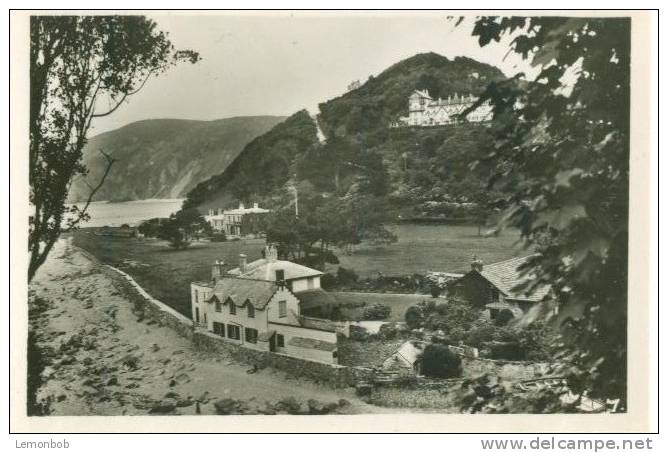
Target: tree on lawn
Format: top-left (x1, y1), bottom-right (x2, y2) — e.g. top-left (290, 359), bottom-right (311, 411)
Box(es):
top-left (29, 16), bottom-right (199, 281)
top-left (457, 16), bottom-right (630, 411)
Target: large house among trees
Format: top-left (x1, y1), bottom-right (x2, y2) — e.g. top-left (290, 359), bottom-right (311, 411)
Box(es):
top-left (190, 245), bottom-right (339, 364)
top-left (205, 202), bottom-right (270, 238)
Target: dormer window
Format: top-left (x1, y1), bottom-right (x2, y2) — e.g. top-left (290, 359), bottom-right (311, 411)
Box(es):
top-left (229, 301), bottom-right (236, 315)
top-left (247, 303), bottom-right (255, 318)
top-left (275, 269), bottom-right (285, 282)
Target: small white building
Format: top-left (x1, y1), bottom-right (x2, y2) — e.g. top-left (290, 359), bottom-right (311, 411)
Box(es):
top-left (393, 89), bottom-right (493, 127)
top-left (206, 202), bottom-right (270, 237)
top-left (190, 245), bottom-right (339, 364)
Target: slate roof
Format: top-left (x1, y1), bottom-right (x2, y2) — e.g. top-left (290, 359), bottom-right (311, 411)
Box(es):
top-left (389, 340), bottom-right (427, 367)
top-left (287, 336), bottom-right (338, 352)
top-left (210, 277), bottom-right (278, 309)
top-left (228, 258), bottom-right (323, 281)
top-left (477, 255), bottom-right (552, 303)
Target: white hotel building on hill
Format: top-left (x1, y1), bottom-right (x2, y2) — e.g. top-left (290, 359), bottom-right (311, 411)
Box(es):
top-left (393, 89), bottom-right (493, 127)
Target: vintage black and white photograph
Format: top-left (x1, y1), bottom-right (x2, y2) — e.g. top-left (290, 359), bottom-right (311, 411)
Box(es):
top-left (10, 9), bottom-right (655, 432)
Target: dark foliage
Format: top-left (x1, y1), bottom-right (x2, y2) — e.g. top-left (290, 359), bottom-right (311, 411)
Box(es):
top-left (29, 16), bottom-right (198, 280)
top-left (421, 343), bottom-right (463, 378)
top-left (463, 16), bottom-right (631, 408)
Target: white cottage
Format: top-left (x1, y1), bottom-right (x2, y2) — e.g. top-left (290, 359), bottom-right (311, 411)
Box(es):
top-left (190, 245), bottom-right (339, 364)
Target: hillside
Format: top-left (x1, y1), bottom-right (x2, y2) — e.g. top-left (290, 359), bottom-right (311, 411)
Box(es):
top-left (184, 110), bottom-right (320, 211)
top-left (68, 116), bottom-right (285, 203)
top-left (184, 53), bottom-right (507, 219)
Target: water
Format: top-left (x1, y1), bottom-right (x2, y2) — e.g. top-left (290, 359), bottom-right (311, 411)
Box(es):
top-left (68, 199), bottom-right (184, 228)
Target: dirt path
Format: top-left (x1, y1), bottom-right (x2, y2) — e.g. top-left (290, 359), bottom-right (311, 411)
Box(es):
top-left (29, 239), bottom-right (400, 416)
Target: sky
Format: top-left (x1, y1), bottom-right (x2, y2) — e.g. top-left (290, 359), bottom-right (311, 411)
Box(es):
top-left (89, 12), bottom-right (532, 135)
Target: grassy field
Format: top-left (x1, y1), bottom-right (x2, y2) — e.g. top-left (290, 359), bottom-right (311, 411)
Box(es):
top-left (71, 230), bottom-right (267, 316)
top-left (332, 224), bottom-right (524, 277)
top-left (330, 292), bottom-right (433, 322)
top-left (71, 223), bottom-right (523, 318)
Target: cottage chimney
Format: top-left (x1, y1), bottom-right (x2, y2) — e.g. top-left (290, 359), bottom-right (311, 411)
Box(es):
top-left (239, 254), bottom-right (247, 274)
top-left (212, 259), bottom-right (225, 282)
top-left (471, 255), bottom-right (484, 272)
top-left (253, 202), bottom-right (259, 209)
top-left (239, 202), bottom-right (245, 210)
top-left (275, 269), bottom-right (285, 286)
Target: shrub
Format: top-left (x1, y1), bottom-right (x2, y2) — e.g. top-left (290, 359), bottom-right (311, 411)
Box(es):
top-left (494, 309), bottom-right (515, 326)
top-left (337, 267), bottom-right (359, 285)
top-left (320, 273), bottom-right (337, 290)
top-left (210, 232), bottom-right (227, 242)
top-left (405, 305), bottom-right (424, 329)
top-left (362, 303), bottom-right (391, 320)
top-left (378, 323), bottom-right (399, 340)
top-left (421, 343), bottom-right (462, 378)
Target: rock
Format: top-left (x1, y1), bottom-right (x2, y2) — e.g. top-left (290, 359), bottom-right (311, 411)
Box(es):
top-left (107, 377), bottom-right (119, 386)
top-left (172, 350), bottom-right (184, 355)
top-left (149, 399), bottom-right (177, 414)
top-left (151, 344), bottom-right (160, 352)
top-left (214, 398), bottom-right (244, 415)
top-left (355, 383), bottom-right (373, 397)
top-left (126, 383), bottom-right (139, 389)
top-left (275, 397), bottom-right (302, 415)
top-left (57, 394), bottom-right (67, 402)
top-left (169, 379), bottom-right (177, 387)
top-left (120, 355), bottom-right (140, 371)
top-left (176, 398), bottom-right (194, 408)
top-left (307, 399), bottom-right (328, 415)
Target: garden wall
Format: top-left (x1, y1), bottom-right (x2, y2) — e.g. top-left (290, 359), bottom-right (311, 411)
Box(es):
top-left (193, 329), bottom-right (374, 388)
top-left (98, 261), bottom-right (374, 388)
top-left (102, 265), bottom-right (194, 339)
top-left (461, 356), bottom-right (552, 381)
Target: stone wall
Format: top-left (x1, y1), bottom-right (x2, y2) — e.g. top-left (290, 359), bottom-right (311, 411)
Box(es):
top-left (102, 265), bottom-right (194, 339)
top-left (461, 356), bottom-right (552, 381)
top-left (193, 329), bottom-right (373, 388)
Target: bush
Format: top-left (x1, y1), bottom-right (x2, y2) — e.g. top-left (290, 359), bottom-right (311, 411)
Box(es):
top-left (378, 322), bottom-right (399, 340)
top-left (421, 343), bottom-right (462, 378)
top-left (210, 232), bottom-right (227, 242)
top-left (320, 273), bottom-right (337, 290)
top-left (337, 267), bottom-right (359, 285)
top-left (494, 309), bottom-right (515, 326)
top-left (405, 305), bottom-right (424, 329)
top-left (362, 303), bottom-right (391, 320)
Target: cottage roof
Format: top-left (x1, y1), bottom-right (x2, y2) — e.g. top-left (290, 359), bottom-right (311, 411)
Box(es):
top-left (210, 277), bottom-right (278, 309)
top-left (477, 255), bottom-right (552, 303)
top-left (287, 336), bottom-right (338, 352)
top-left (228, 258), bottom-right (323, 282)
top-left (393, 340), bottom-right (427, 366)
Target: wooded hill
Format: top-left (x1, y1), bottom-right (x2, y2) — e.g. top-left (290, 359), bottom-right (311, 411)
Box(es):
top-left (184, 53), bottom-right (508, 220)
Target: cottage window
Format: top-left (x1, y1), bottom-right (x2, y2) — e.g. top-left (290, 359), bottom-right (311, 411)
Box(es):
top-left (276, 334), bottom-right (285, 348)
top-left (215, 300), bottom-right (222, 312)
top-left (227, 324), bottom-right (240, 340)
top-left (195, 290), bottom-right (199, 303)
top-left (229, 302), bottom-right (236, 315)
top-left (245, 328), bottom-right (258, 344)
top-left (213, 322), bottom-right (225, 337)
top-left (278, 300), bottom-right (287, 318)
top-left (247, 303), bottom-right (255, 318)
